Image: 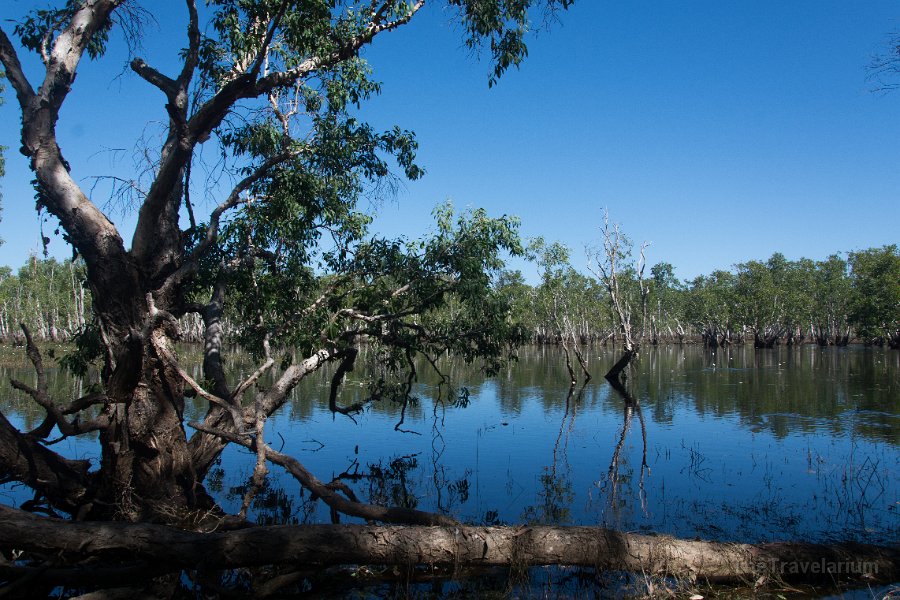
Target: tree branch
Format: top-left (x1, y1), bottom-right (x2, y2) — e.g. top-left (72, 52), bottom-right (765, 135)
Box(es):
top-left (162, 149), bottom-right (301, 296)
top-left (188, 348), bottom-right (336, 479)
top-left (230, 340), bottom-right (274, 404)
top-left (177, 0), bottom-right (201, 88)
top-left (189, 422), bottom-right (458, 526)
top-left (0, 27), bottom-right (36, 106)
top-left (130, 58), bottom-right (177, 95)
top-left (0, 412), bottom-right (91, 515)
top-left (148, 326), bottom-right (244, 430)
top-left (1, 504), bottom-right (896, 585)
top-left (328, 347), bottom-right (365, 415)
top-left (247, 1), bottom-right (290, 78)
top-left (133, 1), bottom-right (424, 274)
top-left (9, 324), bottom-right (110, 437)
top-left (44, 1), bottom-right (126, 112)
top-left (3, 4), bottom-right (136, 324)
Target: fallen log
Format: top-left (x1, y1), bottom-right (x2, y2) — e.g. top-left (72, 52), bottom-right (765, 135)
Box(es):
top-left (0, 506), bottom-right (895, 587)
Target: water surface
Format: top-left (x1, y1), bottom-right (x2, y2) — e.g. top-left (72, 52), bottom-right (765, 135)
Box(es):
top-left (2, 344), bottom-right (897, 546)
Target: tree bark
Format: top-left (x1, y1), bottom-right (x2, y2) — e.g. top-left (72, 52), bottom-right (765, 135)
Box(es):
top-left (0, 506), bottom-right (895, 586)
top-left (0, 413), bottom-right (91, 514)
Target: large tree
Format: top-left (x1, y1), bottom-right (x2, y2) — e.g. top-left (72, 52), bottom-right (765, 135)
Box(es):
top-left (0, 0), bottom-right (572, 528)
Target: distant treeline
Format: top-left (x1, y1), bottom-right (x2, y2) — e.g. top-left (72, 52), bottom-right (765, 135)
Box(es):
top-left (0, 256), bottom-right (205, 345)
top-left (0, 257), bottom-right (87, 343)
top-left (2, 245), bottom-right (898, 349)
top-left (500, 244), bottom-right (900, 349)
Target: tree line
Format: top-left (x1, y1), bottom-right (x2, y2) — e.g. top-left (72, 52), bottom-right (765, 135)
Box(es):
top-left (0, 256), bottom-right (86, 343)
top-left (4, 242), bottom-right (897, 351)
top-left (499, 242), bottom-right (900, 350)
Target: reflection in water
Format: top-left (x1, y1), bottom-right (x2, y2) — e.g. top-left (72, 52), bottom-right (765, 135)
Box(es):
top-left (521, 384), bottom-right (585, 525)
top-left (601, 381), bottom-right (650, 521)
top-left (0, 344), bottom-right (897, 546)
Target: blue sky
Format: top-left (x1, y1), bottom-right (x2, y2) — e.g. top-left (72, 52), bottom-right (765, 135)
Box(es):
top-left (1, 0), bottom-right (898, 282)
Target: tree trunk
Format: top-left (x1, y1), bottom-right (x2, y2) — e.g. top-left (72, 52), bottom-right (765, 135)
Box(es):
top-left (605, 348), bottom-right (637, 384)
top-left (0, 506), bottom-right (895, 588)
top-left (89, 319), bottom-right (202, 522)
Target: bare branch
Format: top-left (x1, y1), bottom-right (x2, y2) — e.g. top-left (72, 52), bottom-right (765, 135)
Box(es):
top-left (177, 0), bottom-right (201, 88)
top-left (230, 340), bottom-right (275, 403)
top-left (130, 58), bottom-right (177, 96)
top-left (149, 329), bottom-right (245, 429)
top-left (239, 401), bottom-right (269, 520)
top-left (10, 325), bottom-right (110, 437)
top-left (189, 347), bottom-right (336, 478)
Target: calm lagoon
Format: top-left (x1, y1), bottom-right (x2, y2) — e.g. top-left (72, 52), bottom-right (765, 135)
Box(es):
top-left (2, 344), bottom-right (897, 547)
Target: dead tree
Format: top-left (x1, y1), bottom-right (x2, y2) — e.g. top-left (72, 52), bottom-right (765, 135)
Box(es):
top-left (587, 212), bottom-right (650, 385)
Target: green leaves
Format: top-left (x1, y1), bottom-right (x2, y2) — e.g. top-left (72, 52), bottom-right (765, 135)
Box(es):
top-left (215, 202), bottom-right (525, 378)
top-left (14, 1), bottom-right (113, 61)
top-left (448, 0), bottom-right (575, 85)
top-left (849, 245), bottom-right (900, 346)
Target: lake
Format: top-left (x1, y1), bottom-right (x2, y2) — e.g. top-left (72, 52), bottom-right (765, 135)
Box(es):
top-left (4, 343), bottom-right (895, 550)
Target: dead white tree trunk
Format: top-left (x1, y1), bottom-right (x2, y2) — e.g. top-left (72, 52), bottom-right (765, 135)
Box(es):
top-left (587, 212), bottom-right (649, 384)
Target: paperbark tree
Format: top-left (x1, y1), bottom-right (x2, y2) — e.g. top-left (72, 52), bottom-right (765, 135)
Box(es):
top-left (811, 254), bottom-right (852, 346)
top-left (684, 270), bottom-right (739, 347)
top-left (0, 0), bottom-right (571, 526)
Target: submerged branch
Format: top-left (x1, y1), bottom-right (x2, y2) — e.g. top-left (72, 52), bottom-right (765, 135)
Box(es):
top-left (189, 422), bottom-right (457, 527)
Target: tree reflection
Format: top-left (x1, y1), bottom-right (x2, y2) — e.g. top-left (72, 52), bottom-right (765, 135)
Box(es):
top-left (601, 377), bottom-right (650, 518)
top-left (521, 384), bottom-right (586, 525)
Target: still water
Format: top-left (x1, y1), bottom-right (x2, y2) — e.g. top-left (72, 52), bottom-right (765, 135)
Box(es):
top-left (2, 344), bottom-right (898, 546)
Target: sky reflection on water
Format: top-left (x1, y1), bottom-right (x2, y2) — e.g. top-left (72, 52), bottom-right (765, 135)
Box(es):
top-left (0, 344), bottom-right (897, 546)
top-left (214, 344), bottom-right (899, 545)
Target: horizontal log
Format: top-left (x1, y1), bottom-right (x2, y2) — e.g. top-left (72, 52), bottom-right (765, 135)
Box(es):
top-left (0, 506), bottom-right (895, 584)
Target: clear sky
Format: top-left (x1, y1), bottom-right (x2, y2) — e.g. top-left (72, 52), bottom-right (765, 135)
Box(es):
top-left (1, 1), bottom-right (898, 282)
